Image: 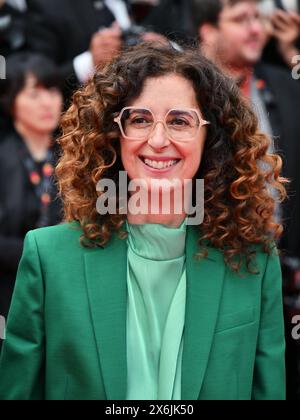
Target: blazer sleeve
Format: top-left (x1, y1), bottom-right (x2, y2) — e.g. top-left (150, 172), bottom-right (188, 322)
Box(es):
top-left (252, 246), bottom-right (286, 400)
top-left (0, 231), bottom-right (45, 400)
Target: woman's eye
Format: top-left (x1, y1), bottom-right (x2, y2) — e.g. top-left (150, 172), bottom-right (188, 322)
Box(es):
top-left (131, 117), bottom-right (151, 125)
top-left (169, 118), bottom-right (189, 126)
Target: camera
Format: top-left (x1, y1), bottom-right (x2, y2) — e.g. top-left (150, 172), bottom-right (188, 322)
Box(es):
top-left (122, 24), bottom-right (146, 47)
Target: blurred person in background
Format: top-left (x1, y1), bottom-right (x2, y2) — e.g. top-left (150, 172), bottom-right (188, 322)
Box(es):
top-left (0, 0), bottom-right (27, 134)
top-left (192, 0), bottom-right (300, 399)
top-left (0, 53), bottom-right (63, 345)
top-left (260, 0), bottom-right (300, 70)
top-left (25, 0), bottom-right (168, 102)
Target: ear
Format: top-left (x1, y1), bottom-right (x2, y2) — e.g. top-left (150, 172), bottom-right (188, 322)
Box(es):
top-left (198, 23), bottom-right (219, 47)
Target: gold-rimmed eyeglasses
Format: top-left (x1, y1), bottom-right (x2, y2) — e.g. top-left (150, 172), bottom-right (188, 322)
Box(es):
top-left (114, 107), bottom-right (210, 142)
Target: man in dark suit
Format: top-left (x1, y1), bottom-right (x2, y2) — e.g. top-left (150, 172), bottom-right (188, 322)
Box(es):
top-left (25, 0), bottom-right (124, 96)
top-left (25, 0), bottom-right (167, 100)
top-left (192, 0), bottom-right (300, 400)
top-left (142, 0), bottom-right (194, 43)
top-left (0, 0), bottom-right (26, 57)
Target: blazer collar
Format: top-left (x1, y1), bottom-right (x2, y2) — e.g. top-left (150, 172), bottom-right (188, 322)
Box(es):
top-left (84, 225), bottom-right (225, 400)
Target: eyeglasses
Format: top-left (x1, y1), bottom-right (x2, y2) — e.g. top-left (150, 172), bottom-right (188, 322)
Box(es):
top-left (114, 107), bottom-right (210, 142)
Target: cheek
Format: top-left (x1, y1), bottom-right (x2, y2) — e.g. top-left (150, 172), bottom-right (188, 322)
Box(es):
top-left (120, 140), bottom-right (139, 174)
top-left (52, 95), bottom-right (63, 114)
top-left (224, 29), bottom-right (246, 49)
top-left (183, 154), bottom-right (201, 179)
top-left (14, 99), bottom-right (30, 122)
top-left (180, 142), bottom-right (204, 178)
top-left (14, 97), bottom-right (39, 124)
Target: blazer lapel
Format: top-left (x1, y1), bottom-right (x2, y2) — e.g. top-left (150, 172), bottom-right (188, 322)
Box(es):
top-left (84, 232), bottom-right (128, 400)
top-left (182, 226), bottom-right (226, 400)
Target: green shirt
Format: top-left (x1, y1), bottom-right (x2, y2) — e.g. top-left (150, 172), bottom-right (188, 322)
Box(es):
top-left (126, 221), bottom-right (187, 400)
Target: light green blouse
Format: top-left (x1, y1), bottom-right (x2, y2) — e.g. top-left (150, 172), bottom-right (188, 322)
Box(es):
top-left (126, 220), bottom-right (187, 400)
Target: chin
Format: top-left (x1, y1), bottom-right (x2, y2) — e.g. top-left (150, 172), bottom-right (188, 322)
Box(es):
top-left (244, 51), bottom-right (262, 64)
top-left (40, 124), bottom-right (57, 133)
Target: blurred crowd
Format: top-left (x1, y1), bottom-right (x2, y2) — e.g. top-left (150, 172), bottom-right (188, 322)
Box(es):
top-left (0, 0), bottom-right (300, 400)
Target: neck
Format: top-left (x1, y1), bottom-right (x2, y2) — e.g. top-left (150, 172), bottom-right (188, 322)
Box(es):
top-left (127, 213), bottom-right (186, 228)
top-left (127, 187), bottom-right (189, 228)
top-left (15, 122), bottom-right (52, 161)
top-left (216, 60), bottom-right (254, 97)
top-left (238, 70), bottom-right (254, 98)
top-left (219, 61), bottom-right (253, 84)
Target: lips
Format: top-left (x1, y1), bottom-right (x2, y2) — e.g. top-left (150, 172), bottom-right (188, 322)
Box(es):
top-left (40, 114), bottom-right (55, 120)
top-left (139, 155), bottom-right (181, 171)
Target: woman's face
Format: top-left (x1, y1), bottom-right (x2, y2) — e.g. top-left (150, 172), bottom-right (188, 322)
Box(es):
top-left (13, 74), bottom-right (63, 135)
top-left (120, 74), bottom-right (207, 188)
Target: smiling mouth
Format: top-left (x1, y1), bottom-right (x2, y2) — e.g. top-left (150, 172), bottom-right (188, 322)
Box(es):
top-left (139, 156), bottom-right (181, 170)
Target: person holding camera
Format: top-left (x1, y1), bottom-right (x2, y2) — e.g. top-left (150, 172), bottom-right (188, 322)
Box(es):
top-left (271, 9), bottom-right (300, 68)
top-left (26, 0), bottom-right (167, 102)
top-left (259, 0), bottom-right (300, 70)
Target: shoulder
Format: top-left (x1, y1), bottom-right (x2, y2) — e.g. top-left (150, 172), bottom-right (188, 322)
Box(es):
top-left (27, 0), bottom-right (66, 13)
top-left (0, 132), bottom-right (21, 171)
top-left (0, 131), bottom-right (19, 153)
top-left (29, 221), bottom-right (83, 241)
top-left (257, 62), bottom-right (290, 80)
top-left (27, 0), bottom-right (72, 24)
top-left (189, 226), bottom-right (275, 274)
top-left (257, 62), bottom-right (300, 93)
top-left (27, 222), bottom-right (84, 255)
top-left (208, 240), bottom-right (279, 280)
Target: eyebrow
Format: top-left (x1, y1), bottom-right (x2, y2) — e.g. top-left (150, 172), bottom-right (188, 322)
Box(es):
top-left (127, 108), bottom-right (152, 114)
top-left (168, 110), bottom-right (194, 116)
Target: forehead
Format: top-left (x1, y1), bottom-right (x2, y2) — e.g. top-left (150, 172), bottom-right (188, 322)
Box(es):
top-left (129, 74), bottom-right (200, 112)
top-left (222, 0), bottom-right (258, 16)
top-left (23, 73), bottom-right (39, 88)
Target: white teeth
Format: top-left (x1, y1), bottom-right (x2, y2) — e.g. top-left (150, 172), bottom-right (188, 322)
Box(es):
top-left (143, 159), bottom-right (178, 169)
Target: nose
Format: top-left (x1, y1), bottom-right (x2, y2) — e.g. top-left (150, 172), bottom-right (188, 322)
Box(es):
top-left (249, 17), bottom-right (263, 35)
top-left (147, 121), bottom-right (171, 149)
top-left (40, 91), bottom-right (55, 107)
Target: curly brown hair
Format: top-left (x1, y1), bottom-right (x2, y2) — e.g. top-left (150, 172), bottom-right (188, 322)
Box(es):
top-left (56, 43), bottom-right (288, 274)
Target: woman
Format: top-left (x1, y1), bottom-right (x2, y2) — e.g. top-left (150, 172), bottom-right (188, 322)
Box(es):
top-left (0, 44), bottom-right (287, 400)
top-left (0, 53), bottom-right (63, 323)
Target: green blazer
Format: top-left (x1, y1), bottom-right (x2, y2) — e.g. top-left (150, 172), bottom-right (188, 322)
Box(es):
top-left (0, 223), bottom-right (286, 400)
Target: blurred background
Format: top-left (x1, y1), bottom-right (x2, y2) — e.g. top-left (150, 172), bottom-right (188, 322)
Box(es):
top-left (0, 0), bottom-right (299, 400)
